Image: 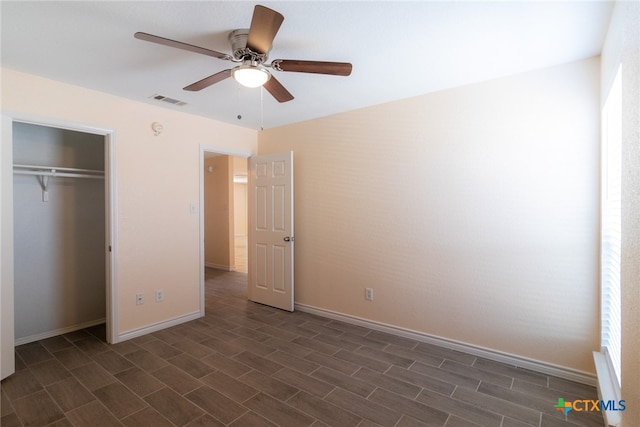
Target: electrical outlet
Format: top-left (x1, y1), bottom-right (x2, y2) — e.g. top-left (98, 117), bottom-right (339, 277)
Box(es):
top-left (365, 288), bottom-right (374, 301)
top-left (155, 289), bottom-right (164, 303)
top-left (136, 293), bottom-right (144, 305)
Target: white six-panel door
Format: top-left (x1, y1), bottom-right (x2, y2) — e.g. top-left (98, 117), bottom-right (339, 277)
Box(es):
top-left (248, 152), bottom-right (294, 311)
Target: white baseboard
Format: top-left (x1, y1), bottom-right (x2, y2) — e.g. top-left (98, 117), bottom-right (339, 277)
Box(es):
top-left (295, 303), bottom-right (596, 386)
top-left (15, 318), bottom-right (106, 346)
top-left (116, 311), bottom-right (203, 343)
top-left (205, 262), bottom-right (234, 271)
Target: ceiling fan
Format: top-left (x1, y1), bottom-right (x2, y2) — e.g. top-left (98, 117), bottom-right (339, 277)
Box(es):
top-left (134, 4), bottom-right (352, 103)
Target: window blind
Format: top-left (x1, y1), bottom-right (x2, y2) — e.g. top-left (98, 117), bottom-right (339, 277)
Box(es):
top-left (601, 64), bottom-right (622, 386)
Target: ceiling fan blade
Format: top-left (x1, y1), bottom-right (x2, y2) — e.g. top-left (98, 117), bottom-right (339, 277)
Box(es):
top-left (263, 75), bottom-right (294, 103)
top-left (135, 32), bottom-right (231, 60)
top-left (272, 59), bottom-right (352, 76)
top-left (183, 70), bottom-right (232, 91)
top-left (246, 5), bottom-right (284, 55)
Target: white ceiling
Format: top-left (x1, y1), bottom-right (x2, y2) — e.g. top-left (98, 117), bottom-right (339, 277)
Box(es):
top-left (1, 1), bottom-right (613, 130)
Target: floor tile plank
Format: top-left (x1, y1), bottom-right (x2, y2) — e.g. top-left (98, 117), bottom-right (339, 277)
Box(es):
top-left (325, 388), bottom-right (402, 427)
top-left (145, 387), bottom-right (205, 426)
top-left (243, 392), bottom-right (316, 427)
top-left (185, 386), bottom-right (248, 424)
top-left (93, 382), bottom-right (147, 419)
top-left (46, 376), bottom-right (95, 412)
top-left (12, 389), bottom-right (65, 426)
top-left (287, 390), bottom-right (362, 427)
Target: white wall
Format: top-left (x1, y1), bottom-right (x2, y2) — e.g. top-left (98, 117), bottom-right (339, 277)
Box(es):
top-left (1, 68), bottom-right (256, 345)
top-left (259, 57), bottom-right (600, 374)
top-left (601, 1), bottom-right (640, 424)
top-left (13, 123), bottom-right (106, 342)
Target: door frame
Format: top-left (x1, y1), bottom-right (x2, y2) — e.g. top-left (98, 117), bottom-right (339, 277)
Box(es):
top-left (199, 144), bottom-right (251, 314)
top-left (1, 112), bottom-right (117, 379)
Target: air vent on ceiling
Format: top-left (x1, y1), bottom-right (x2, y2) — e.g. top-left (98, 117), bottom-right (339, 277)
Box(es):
top-left (150, 94), bottom-right (187, 106)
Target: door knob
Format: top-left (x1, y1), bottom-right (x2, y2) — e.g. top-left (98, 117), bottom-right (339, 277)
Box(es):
top-left (283, 236), bottom-right (294, 242)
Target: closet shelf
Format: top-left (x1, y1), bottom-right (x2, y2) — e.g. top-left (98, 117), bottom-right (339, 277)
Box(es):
top-left (13, 164), bottom-right (104, 179)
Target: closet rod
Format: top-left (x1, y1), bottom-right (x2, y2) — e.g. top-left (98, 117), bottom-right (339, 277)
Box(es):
top-left (14, 164), bottom-right (104, 174)
top-left (13, 170), bottom-right (104, 180)
top-left (13, 164), bottom-right (104, 179)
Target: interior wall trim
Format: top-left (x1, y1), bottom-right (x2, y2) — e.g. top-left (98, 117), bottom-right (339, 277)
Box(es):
top-left (116, 311), bottom-right (202, 343)
top-left (205, 262), bottom-right (235, 271)
top-left (295, 303), bottom-right (596, 386)
top-left (14, 318), bottom-right (106, 346)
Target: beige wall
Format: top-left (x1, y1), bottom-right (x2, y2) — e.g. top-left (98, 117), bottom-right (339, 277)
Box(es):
top-left (204, 156), bottom-right (233, 269)
top-left (233, 156), bottom-right (248, 237)
top-left (601, 1), bottom-right (640, 424)
top-left (1, 68), bottom-right (256, 338)
top-left (259, 58), bottom-right (600, 373)
top-left (203, 155), bottom-right (248, 272)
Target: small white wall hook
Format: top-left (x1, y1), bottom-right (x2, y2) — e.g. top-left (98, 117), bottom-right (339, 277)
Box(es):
top-left (151, 122), bottom-right (163, 136)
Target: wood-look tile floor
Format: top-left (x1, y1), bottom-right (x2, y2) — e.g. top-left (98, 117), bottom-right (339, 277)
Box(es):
top-left (1, 269), bottom-right (604, 427)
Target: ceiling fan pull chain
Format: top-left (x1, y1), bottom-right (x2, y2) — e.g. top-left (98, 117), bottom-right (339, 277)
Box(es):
top-left (236, 83), bottom-right (243, 121)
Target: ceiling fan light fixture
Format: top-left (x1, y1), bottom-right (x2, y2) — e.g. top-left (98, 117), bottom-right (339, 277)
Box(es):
top-left (232, 65), bottom-right (271, 88)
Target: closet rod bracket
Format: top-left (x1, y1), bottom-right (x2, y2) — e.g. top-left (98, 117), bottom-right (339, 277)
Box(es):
top-left (38, 171), bottom-right (54, 202)
top-left (13, 164), bottom-right (105, 202)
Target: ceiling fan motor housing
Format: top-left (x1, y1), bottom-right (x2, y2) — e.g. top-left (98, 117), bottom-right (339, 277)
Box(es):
top-left (228, 29), bottom-right (268, 63)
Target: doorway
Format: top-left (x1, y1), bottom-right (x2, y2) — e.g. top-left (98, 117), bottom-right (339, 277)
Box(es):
top-left (199, 146), bottom-right (251, 314)
top-left (198, 147), bottom-right (294, 314)
top-left (203, 153), bottom-right (248, 273)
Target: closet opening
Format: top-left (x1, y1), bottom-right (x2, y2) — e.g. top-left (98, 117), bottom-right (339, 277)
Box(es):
top-left (11, 120), bottom-right (114, 347)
